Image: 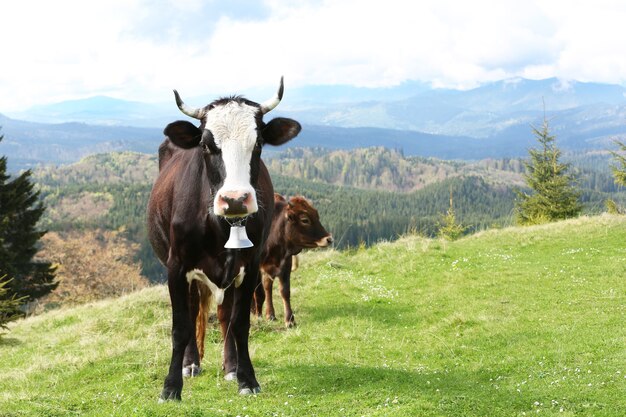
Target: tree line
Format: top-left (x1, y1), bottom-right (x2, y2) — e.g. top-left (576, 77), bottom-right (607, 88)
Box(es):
top-left (32, 173), bottom-right (518, 282)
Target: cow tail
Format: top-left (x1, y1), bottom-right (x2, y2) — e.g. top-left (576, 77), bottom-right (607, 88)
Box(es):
top-left (187, 269), bottom-right (222, 362)
top-left (196, 283), bottom-right (211, 362)
top-left (291, 255), bottom-right (299, 272)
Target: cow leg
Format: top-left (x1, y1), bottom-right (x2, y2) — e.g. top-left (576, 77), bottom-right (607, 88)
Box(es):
top-left (161, 262), bottom-right (193, 401)
top-left (183, 279), bottom-right (201, 377)
top-left (262, 271), bottom-right (276, 321)
top-left (278, 256), bottom-right (296, 328)
top-left (218, 289), bottom-right (237, 382)
top-left (232, 263), bottom-right (261, 394)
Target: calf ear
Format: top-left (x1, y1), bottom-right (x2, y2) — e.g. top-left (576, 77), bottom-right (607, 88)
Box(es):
top-left (262, 117), bottom-right (301, 146)
top-left (286, 199), bottom-right (298, 221)
top-left (163, 121), bottom-right (202, 149)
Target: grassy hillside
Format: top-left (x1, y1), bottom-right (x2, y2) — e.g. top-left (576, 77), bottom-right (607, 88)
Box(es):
top-left (2, 215), bottom-right (625, 416)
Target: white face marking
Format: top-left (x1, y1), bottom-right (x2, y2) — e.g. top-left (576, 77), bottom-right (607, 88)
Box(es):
top-left (205, 101), bottom-right (260, 215)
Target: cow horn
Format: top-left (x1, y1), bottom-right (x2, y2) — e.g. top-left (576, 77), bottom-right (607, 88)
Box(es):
top-left (173, 90), bottom-right (206, 120)
top-left (259, 76), bottom-right (284, 114)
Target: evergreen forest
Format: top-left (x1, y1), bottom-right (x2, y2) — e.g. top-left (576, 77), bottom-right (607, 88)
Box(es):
top-left (30, 147), bottom-right (626, 282)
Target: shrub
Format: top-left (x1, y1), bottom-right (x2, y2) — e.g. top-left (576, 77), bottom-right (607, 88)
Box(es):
top-left (0, 276), bottom-right (25, 336)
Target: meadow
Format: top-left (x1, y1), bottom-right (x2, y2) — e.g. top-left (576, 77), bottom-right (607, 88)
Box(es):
top-left (1, 215), bottom-right (624, 416)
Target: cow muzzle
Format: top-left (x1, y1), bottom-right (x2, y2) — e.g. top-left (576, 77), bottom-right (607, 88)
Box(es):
top-left (215, 190), bottom-right (258, 217)
top-left (317, 235), bottom-right (334, 248)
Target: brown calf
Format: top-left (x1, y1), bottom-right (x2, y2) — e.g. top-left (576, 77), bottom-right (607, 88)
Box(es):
top-left (254, 194), bottom-right (332, 327)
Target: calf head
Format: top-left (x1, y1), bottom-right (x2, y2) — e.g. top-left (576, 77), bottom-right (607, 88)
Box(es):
top-left (283, 195), bottom-right (333, 248)
top-left (165, 77), bottom-right (301, 218)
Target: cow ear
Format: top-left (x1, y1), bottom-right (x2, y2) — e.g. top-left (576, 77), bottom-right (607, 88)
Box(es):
top-left (262, 117), bottom-right (301, 146)
top-left (163, 121), bottom-right (202, 149)
top-left (286, 198), bottom-right (297, 221)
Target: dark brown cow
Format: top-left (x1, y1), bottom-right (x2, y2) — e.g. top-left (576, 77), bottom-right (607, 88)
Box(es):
top-left (147, 78), bottom-right (301, 400)
top-left (254, 194), bottom-right (333, 327)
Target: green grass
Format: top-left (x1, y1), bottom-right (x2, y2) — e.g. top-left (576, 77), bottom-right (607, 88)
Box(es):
top-left (1, 214), bottom-right (625, 416)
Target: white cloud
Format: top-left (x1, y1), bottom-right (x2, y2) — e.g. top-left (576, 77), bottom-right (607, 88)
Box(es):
top-left (1, 0), bottom-right (626, 112)
top-left (539, 1), bottom-right (626, 83)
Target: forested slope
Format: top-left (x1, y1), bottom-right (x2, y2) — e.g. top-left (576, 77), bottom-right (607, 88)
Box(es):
top-left (31, 149), bottom-right (625, 281)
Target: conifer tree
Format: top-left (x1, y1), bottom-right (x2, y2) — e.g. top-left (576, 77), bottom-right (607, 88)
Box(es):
top-left (438, 188), bottom-right (467, 240)
top-left (606, 139), bottom-right (626, 214)
top-left (605, 198), bottom-right (622, 215)
top-left (515, 119), bottom-right (581, 225)
top-left (610, 139), bottom-right (626, 187)
top-left (0, 131), bottom-right (57, 313)
top-left (0, 276), bottom-right (25, 333)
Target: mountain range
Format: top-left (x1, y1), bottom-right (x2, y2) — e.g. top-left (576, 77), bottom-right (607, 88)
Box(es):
top-left (1, 78), bottom-right (625, 171)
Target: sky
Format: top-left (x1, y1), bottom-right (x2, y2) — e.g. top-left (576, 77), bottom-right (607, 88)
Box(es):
top-left (2, 0), bottom-right (626, 112)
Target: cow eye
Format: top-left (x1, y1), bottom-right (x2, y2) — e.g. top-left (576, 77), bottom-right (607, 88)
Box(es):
top-left (201, 130), bottom-right (220, 154)
top-left (300, 215), bottom-right (310, 225)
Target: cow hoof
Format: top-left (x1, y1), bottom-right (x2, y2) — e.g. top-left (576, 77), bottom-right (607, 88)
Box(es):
top-left (182, 364), bottom-right (201, 377)
top-left (239, 386), bottom-right (261, 395)
top-left (224, 372), bottom-right (237, 381)
top-left (159, 387), bottom-right (182, 402)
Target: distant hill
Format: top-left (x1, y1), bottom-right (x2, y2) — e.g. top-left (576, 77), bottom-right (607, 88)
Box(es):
top-left (0, 113), bottom-right (506, 171)
top-left (265, 147), bottom-right (525, 192)
top-left (8, 96), bottom-right (173, 128)
top-left (284, 78), bottom-right (626, 133)
top-left (0, 113), bottom-right (160, 170)
top-left (2, 79), bottom-right (432, 126)
top-left (284, 79), bottom-right (626, 152)
top-left (33, 151), bottom-right (158, 186)
top-left (7, 77), bottom-right (626, 127)
top-left (2, 114), bottom-right (622, 173)
top-left (32, 149), bottom-right (524, 193)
